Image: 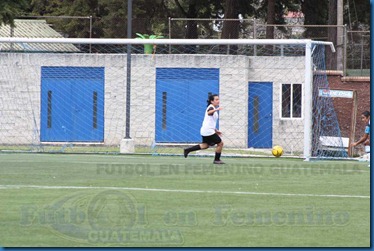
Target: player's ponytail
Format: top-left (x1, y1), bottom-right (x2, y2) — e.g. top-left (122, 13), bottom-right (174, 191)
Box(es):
top-left (207, 94), bottom-right (218, 107)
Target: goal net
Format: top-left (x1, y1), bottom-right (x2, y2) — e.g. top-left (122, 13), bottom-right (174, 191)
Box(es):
top-left (0, 37), bottom-right (347, 159)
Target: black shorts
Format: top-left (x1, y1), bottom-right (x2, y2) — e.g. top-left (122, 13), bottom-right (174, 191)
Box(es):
top-left (202, 133), bottom-right (222, 146)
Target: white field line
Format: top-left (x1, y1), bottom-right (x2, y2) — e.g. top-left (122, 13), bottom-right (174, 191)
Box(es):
top-left (269, 167), bottom-right (369, 173)
top-left (0, 184), bottom-right (369, 199)
top-left (0, 160), bottom-right (369, 173)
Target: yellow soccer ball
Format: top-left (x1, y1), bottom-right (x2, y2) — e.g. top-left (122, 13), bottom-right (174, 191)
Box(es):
top-left (272, 146), bottom-right (283, 157)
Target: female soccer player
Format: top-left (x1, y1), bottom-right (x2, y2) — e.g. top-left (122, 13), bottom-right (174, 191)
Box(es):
top-left (183, 94), bottom-right (225, 164)
top-left (351, 111), bottom-right (370, 165)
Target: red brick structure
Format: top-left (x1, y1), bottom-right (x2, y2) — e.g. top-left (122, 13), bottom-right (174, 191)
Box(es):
top-left (326, 71), bottom-right (370, 155)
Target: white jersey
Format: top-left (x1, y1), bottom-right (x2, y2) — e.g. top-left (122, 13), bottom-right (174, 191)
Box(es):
top-left (200, 104), bottom-right (219, 136)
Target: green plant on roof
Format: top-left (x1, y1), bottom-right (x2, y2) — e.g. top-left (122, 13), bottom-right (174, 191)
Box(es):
top-left (135, 33), bottom-right (164, 54)
top-left (136, 33), bottom-right (164, 39)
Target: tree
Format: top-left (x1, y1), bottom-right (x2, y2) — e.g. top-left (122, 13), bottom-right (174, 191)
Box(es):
top-left (265, 0), bottom-right (275, 39)
top-left (344, 0), bottom-right (370, 30)
top-left (221, 0), bottom-right (240, 39)
top-left (29, 0), bottom-right (100, 38)
top-left (300, 0), bottom-right (328, 39)
top-left (220, 0), bottom-right (262, 39)
top-left (256, 0), bottom-right (300, 39)
top-left (22, 0), bottom-right (370, 42)
top-left (219, 0), bottom-right (241, 54)
top-left (28, 0), bottom-right (170, 39)
top-left (0, 0), bottom-right (29, 27)
top-left (97, 0), bottom-right (127, 38)
top-left (301, 0), bottom-right (370, 39)
top-left (174, 0), bottom-right (198, 39)
top-left (131, 0), bottom-right (170, 36)
top-left (327, 0), bottom-right (337, 70)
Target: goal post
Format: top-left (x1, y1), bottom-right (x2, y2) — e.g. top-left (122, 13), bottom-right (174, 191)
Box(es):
top-left (0, 37), bottom-right (345, 160)
top-left (304, 40), bottom-right (313, 161)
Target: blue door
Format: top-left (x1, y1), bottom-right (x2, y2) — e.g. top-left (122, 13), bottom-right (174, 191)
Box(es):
top-left (41, 67), bottom-right (104, 142)
top-left (248, 82), bottom-right (273, 148)
top-left (156, 68), bottom-right (219, 143)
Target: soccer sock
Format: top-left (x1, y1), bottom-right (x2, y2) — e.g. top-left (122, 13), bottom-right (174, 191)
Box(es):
top-left (186, 145), bottom-right (201, 153)
top-left (215, 152), bottom-right (221, 161)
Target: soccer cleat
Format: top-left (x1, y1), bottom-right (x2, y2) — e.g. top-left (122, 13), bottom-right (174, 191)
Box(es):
top-left (213, 160), bottom-right (225, 164)
top-left (184, 149), bottom-right (189, 158)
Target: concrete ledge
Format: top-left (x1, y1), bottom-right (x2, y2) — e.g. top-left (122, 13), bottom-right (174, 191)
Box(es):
top-left (120, 138), bottom-right (135, 153)
top-left (314, 70), bottom-right (343, 76)
top-left (342, 76), bottom-right (370, 82)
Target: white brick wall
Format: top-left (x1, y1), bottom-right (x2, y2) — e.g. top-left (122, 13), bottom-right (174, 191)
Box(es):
top-left (250, 57), bottom-right (305, 152)
top-left (0, 53), bottom-right (305, 152)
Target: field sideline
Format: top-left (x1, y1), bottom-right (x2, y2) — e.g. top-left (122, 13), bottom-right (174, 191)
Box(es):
top-left (0, 153), bottom-right (370, 247)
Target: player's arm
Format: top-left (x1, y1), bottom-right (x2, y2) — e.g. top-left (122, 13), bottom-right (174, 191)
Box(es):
top-left (215, 128), bottom-right (222, 136)
top-left (207, 107), bottom-right (222, 115)
top-left (351, 133), bottom-right (369, 147)
top-left (352, 124), bottom-right (370, 147)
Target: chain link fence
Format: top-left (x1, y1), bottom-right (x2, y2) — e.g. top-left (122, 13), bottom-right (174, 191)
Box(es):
top-left (0, 17), bottom-right (369, 76)
top-left (169, 18), bottom-right (370, 75)
top-left (345, 31), bottom-right (370, 76)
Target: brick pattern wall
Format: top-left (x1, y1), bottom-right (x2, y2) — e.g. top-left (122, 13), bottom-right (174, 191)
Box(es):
top-left (327, 74), bottom-right (370, 153)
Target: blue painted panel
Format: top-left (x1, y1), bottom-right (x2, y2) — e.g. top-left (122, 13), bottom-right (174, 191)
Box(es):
top-left (156, 68), bottom-right (219, 80)
top-left (41, 67), bottom-right (104, 142)
top-left (41, 79), bottom-right (73, 141)
top-left (70, 79), bottom-right (104, 141)
top-left (156, 68), bottom-right (219, 143)
top-left (156, 80), bottom-right (189, 142)
top-left (41, 67), bottom-right (104, 79)
top-left (248, 82), bottom-right (273, 148)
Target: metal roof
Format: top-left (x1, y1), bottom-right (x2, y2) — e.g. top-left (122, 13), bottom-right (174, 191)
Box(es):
top-left (0, 19), bottom-right (80, 52)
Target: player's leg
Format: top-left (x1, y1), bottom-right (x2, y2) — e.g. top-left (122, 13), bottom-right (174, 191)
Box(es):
top-left (210, 134), bottom-right (224, 164)
top-left (364, 142), bottom-right (370, 167)
top-left (184, 143), bottom-right (209, 158)
top-left (213, 141), bottom-right (224, 164)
